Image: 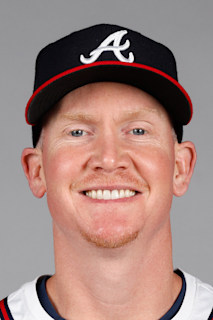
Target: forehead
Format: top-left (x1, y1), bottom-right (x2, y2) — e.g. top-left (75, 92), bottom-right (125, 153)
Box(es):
top-left (47, 82), bottom-right (170, 124)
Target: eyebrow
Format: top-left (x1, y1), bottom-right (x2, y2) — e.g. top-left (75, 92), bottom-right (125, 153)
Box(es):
top-left (60, 108), bottom-right (158, 124)
top-left (119, 110), bottom-right (149, 121)
top-left (118, 108), bottom-right (161, 122)
top-left (60, 113), bottom-right (98, 123)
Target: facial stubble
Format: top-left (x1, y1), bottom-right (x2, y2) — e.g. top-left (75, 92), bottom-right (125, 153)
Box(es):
top-left (80, 228), bottom-right (139, 249)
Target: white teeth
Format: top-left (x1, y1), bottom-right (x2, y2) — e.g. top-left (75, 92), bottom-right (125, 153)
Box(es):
top-left (125, 190), bottom-right (130, 197)
top-left (97, 190), bottom-right (102, 199)
top-left (120, 189), bottom-right (125, 198)
top-left (111, 190), bottom-right (119, 199)
top-left (85, 189), bottom-right (136, 200)
top-left (103, 190), bottom-right (111, 200)
top-left (91, 190), bottom-right (97, 199)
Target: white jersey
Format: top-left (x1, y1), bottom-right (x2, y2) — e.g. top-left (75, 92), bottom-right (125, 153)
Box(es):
top-left (0, 271), bottom-right (213, 320)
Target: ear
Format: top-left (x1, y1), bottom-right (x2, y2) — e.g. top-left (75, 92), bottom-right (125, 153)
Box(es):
top-left (21, 148), bottom-right (46, 198)
top-left (173, 141), bottom-right (197, 197)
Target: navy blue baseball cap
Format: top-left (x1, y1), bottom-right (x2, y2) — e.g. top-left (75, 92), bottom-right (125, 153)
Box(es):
top-left (25, 24), bottom-right (193, 146)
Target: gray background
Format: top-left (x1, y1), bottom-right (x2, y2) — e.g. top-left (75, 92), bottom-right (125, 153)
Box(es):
top-left (0, 0), bottom-right (213, 298)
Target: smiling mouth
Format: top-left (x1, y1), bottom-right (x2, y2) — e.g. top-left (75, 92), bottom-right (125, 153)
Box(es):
top-left (83, 189), bottom-right (138, 200)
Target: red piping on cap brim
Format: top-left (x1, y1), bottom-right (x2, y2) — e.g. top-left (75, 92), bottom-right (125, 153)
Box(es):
top-left (25, 61), bottom-right (193, 125)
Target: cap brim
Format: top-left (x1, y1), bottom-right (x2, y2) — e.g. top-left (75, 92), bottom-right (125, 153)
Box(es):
top-left (26, 61), bottom-right (193, 125)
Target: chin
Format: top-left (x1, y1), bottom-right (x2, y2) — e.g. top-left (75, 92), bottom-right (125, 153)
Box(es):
top-left (80, 227), bottom-right (139, 249)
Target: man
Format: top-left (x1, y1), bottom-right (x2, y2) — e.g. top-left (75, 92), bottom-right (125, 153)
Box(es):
top-left (0, 24), bottom-right (212, 320)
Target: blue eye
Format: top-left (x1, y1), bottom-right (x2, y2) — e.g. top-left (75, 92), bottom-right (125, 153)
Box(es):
top-left (131, 128), bottom-right (145, 135)
top-left (71, 130), bottom-right (85, 137)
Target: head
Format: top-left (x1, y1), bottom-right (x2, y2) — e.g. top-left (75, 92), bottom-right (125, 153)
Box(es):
top-left (22, 24), bottom-right (196, 249)
top-left (22, 82), bottom-right (196, 249)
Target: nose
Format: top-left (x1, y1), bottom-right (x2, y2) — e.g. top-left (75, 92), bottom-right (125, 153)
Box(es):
top-left (87, 132), bottom-right (131, 172)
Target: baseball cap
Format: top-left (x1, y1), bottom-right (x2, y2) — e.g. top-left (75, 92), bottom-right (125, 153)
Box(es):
top-left (25, 24), bottom-right (193, 146)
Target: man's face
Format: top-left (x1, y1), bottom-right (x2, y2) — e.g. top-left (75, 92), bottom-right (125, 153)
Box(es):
top-left (37, 82), bottom-right (179, 248)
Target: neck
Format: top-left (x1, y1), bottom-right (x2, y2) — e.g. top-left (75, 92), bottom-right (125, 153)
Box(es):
top-left (47, 220), bottom-right (181, 320)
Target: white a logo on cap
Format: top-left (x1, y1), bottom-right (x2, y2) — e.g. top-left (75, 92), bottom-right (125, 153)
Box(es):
top-left (80, 30), bottom-right (134, 64)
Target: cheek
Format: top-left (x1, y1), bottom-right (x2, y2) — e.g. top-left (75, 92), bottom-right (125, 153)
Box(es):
top-left (137, 143), bottom-right (173, 167)
top-left (136, 146), bottom-right (175, 203)
top-left (42, 147), bottom-right (82, 223)
top-left (43, 147), bottom-right (80, 184)
top-left (146, 149), bottom-right (175, 181)
top-left (133, 147), bottom-right (175, 237)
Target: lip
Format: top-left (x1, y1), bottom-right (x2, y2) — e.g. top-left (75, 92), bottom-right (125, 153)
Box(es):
top-left (78, 185), bottom-right (142, 193)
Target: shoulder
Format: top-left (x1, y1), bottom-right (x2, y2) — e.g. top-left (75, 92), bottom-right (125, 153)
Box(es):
top-left (0, 277), bottom-right (52, 320)
top-left (174, 270), bottom-right (213, 320)
top-left (184, 271), bottom-right (213, 301)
